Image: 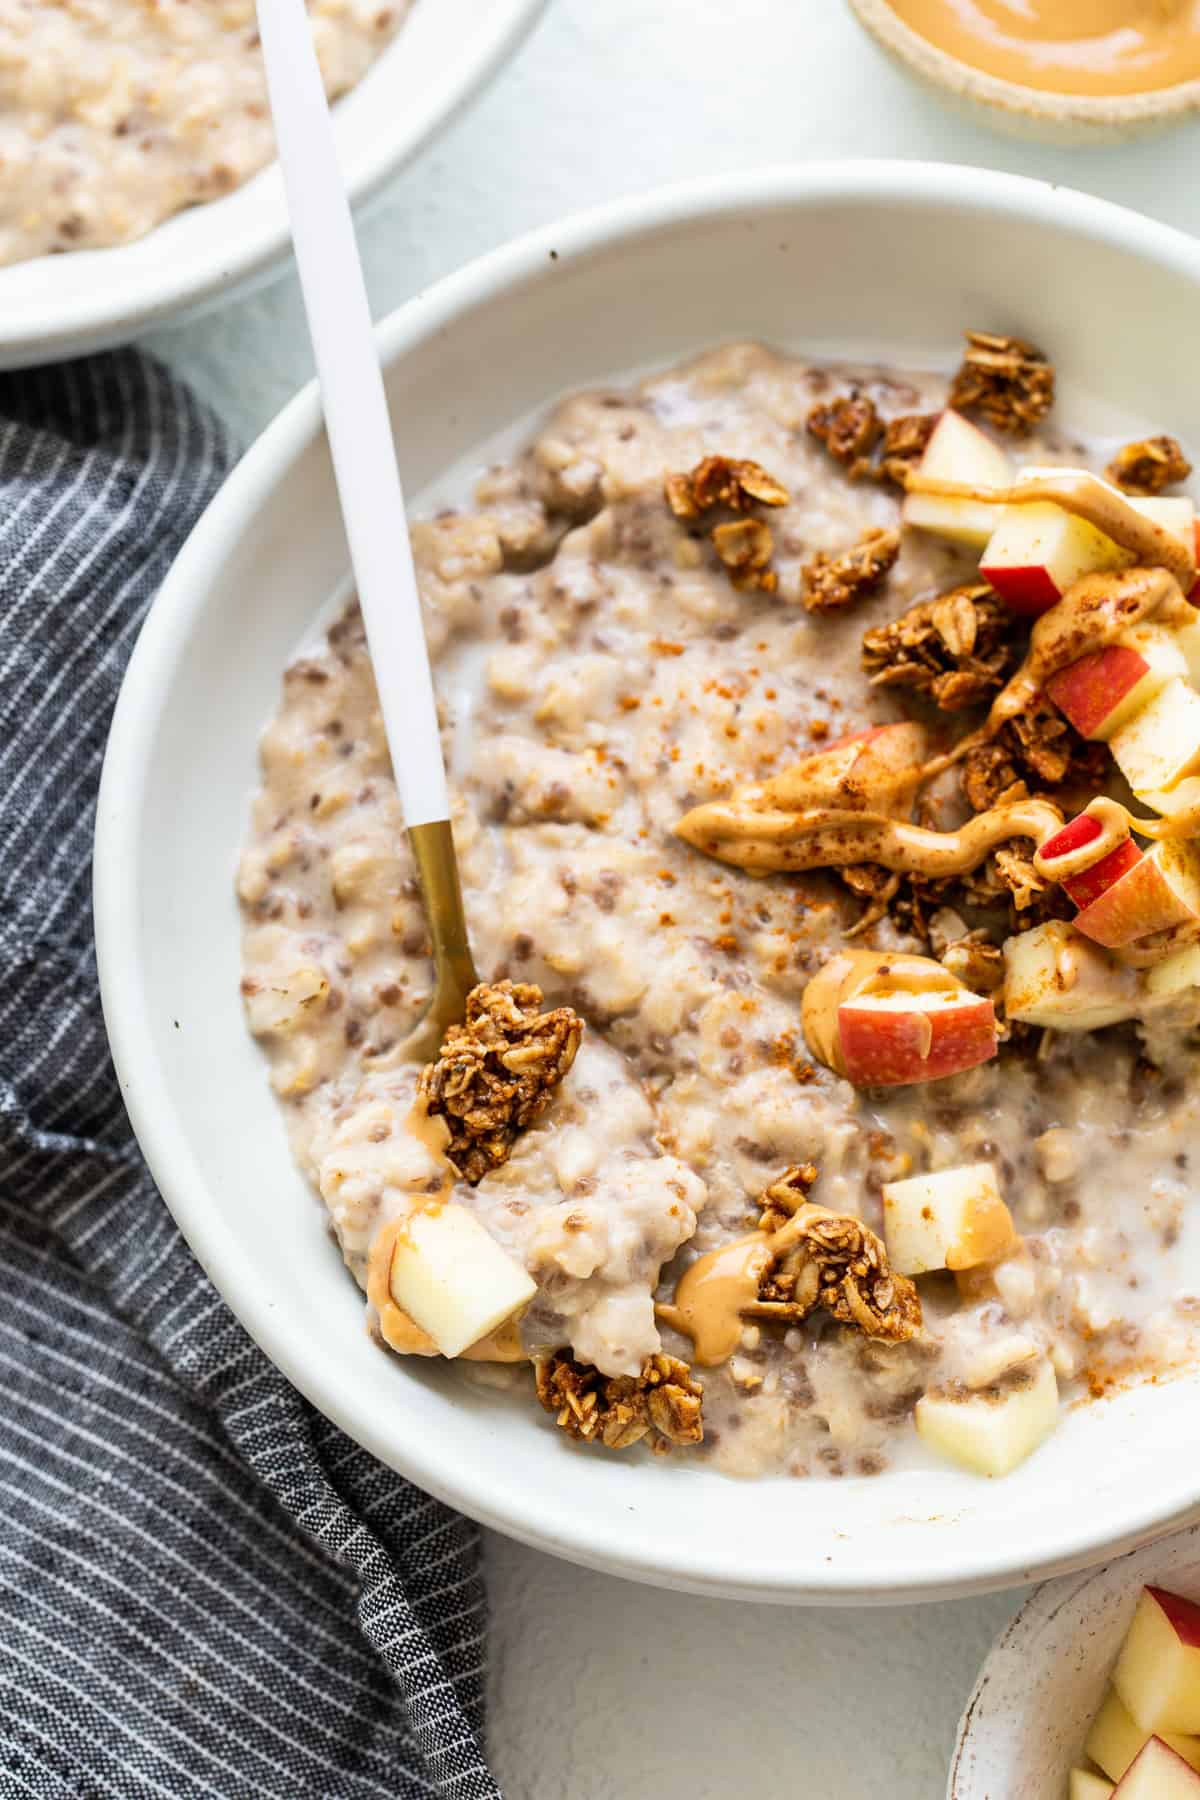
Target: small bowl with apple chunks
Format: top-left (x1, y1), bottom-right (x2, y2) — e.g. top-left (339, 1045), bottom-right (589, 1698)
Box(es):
top-left (951, 1534), bottom-right (1200, 1799)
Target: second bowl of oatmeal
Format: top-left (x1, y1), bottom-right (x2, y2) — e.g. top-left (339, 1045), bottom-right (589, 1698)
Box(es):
top-left (0, 0), bottom-right (545, 367)
top-left (96, 162), bottom-right (1200, 1601)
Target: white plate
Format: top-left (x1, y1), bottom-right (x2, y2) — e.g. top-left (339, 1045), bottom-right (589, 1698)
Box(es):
top-left (96, 162), bottom-right (1200, 1603)
top-left (950, 1526), bottom-right (1200, 1797)
top-left (0, 0), bottom-right (544, 369)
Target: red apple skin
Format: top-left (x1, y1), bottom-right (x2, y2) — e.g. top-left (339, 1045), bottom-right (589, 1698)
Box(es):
top-left (1040, 813), bottom-right (1103, 861)
top-left (978, 562), bottom-right (1062, 617)
top-left (1149, 1586), bottom-right (1200, 1650)
top-left (837, 998), bottom-right (997, 1086)
top-left (1073, 855), bottom-right (1192, 949)
top-left (1044, 645), bottom-right (1151, 739)
top-left (1063, 840), bottom-right (1144, 910)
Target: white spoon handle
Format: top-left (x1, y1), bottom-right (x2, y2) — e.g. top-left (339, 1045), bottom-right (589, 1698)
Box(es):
top-left (256, 0), bottom-right (448, 829)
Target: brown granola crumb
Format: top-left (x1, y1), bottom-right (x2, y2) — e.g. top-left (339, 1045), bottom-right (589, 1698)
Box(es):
top-left (751, 1173), bottom-right (921, 1343)
top-left (960, 700), bottom-right (1104, 814)
top-left (534, 1351), bottom-right (704, 1450)
top-left (948, 330), bottom-right (1054, 436)
top-left (664, 454), bottom-right (790, 522)
top-left (802, 526), bottom-right (900, 613)
top-left (862, 584), bottom-right (1018, 711)
top-left (1106, 435), bottom-right (1193, 496)
top-left (757, 1161), bottom-right (819, 1233)
top-left (806, 391), bottom-right (882, 478)
top-left (712, 517), bottom-right (778, 593)
top-left (878, 412), bottom-right (938, 488)
top-left (418, 979), bottom-right (583, 1183)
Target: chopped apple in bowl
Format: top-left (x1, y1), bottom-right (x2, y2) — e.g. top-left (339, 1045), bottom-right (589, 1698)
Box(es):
top-left (1115, 1589), bottom-right (1200, 1738)
top-left (915, 1354), bottom-right (1057, 1478)
top-left (901, 408), bottom-right (1013, 547)
top-left (1038, 812), bottom-right (1144, 911)
top-left (1110, 678), bottom-right (1200, 800)
top-left (881, 1161), bottom-right (1016, 1276)
top-left (1072, 1773), bottom-right (1116, 1800)
top-left (387, 1202), bottom-right (536, 1359)
top-left (1072, 840), bottom-right (1200, 950)
top-left (1087, 1689), bottom-right (1200, 1786)
top-left (1112, 1738), bottom-right (1200, 1796)
top-left (1003, 921), bottom-right (1141, 1031)
top-left (1045, 626), bottom-right (1189, 742)
top-left (982, 500), bottom-right (1132, 617)
top-left (836, 988), bottom-right (997, 1086)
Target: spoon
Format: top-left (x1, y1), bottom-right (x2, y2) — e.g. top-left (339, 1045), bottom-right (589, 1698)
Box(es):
top-left (256, 0), bottom-right (478, 1062)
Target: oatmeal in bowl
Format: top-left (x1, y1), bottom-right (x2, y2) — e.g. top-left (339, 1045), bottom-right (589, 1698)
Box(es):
top-left (239, 326), bottom-right (1200, 1484)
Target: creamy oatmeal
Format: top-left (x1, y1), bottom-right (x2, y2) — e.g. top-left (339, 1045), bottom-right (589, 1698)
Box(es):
top-left (0, 0), bottom-right (412, 265)
top-left (240, 335), bottom-right (1200, 1481)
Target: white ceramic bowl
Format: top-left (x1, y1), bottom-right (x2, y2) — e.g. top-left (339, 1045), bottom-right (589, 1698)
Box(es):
top-left (0, 0), bottom-right (544, 370)
top-left (96, 161), bottom-right (1200, 1604)
top-left (950, 1525), bottom-right (1200, 1797)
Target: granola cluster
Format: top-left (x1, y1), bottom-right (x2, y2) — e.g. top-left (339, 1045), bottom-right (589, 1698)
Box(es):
top-left (861, 584), bottom-right (1019, 710)
top-left (535, 1351), bottom-right (704, 1450)
top-left (664, 454), bottom-right (789, 518)
top-left (947, 330), bottom-right (1054, 435)
top-left (1106, 435), bottom-right (1193, 496)
top-left (806, 392), bottom-right (936, 487)
top-left (960, 702), bottom-right (1106, 814)
top-left (749, 1173), bottom-right (922, 1344)
top-left (664, 454), bottom-right (789, 594)
top-left (802, 525), bottom-right (900, 613)
top-left (419, 980), bottom-right (583, 1183)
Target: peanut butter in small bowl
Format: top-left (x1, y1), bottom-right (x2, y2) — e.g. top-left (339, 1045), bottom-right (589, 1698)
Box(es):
top-left (847, 0), bottom-right (1200, 140)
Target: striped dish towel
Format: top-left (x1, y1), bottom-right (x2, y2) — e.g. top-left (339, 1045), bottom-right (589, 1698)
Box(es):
top-left (0, 353), bottom-right (499, 1800)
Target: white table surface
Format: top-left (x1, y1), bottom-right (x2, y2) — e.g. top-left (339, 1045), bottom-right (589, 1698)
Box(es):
top-left (140, 5), bottom-right (1200, 1792)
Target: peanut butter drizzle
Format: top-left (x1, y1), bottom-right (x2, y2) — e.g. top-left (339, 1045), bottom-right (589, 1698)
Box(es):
top-left (906, 470), bottom-right (1195, 588)
top-left (676, 795), bottom-right (1064, 878)
top-left (363, 1103), bottom-right (529, 1364)
top-left (886, 0), bottom-right (1200, 101)
top-left (1031, 795), bottom-right (1131, 880)
top-left (656, 1202), bottom-right (828, 1368)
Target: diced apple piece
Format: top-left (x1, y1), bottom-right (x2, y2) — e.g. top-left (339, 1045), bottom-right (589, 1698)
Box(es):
top-left (1115, 1589), bottom-right (1200, 1737)
top-left (1111, 678), bottom-right (1200, 799)
top-left (1072, 1772), bottom-right (1116, 1800)
top-left (1146, 943), bottom-right (1200, 998)
top-left (915, 1355), bottom-right (1058, 1477)
top-left (1003, 920), bottom-right (1141, 1031)
top-left (1046, 627), bottom-right (1188, 742)
top-left (1166, 601), bottom-right (1200, 684)
top-left (902, 408), bottom-right (1013, 547)
top-left (1132, 496), bottom-right (1197, 565)
top-left (1039, 812), bottom-right (1144, 911)
top-left (1074, 839), bottom-right (1200, 949)
top-left (387, 1203), bottom-right (536, 1359)
top-left (982, 502), bottom-right (1132, 617)
top-left (1112, 1737), bottom-right (1200, 1797)
top-left (836, 989), bottom-right (996, 1087)
top-left (881, 1162), bottom-right (1016, 1275)
top-left (1088, 1689), bottom-right (1200, 1785)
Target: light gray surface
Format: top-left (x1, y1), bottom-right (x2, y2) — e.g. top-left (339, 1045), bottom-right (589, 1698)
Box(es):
top-left (140, 4), bottom-right (1200, 1793)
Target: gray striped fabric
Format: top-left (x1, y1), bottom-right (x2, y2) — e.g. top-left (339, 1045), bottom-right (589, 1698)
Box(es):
top-left (0, 353), bottom-right (500, 1799)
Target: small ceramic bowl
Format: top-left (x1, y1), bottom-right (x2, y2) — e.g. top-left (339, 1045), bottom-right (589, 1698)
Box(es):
top-left (950, 1524), bottom-right (1200, 1797)
top-left (848, 0), bottom-right (1200, 143)
top-left (0, 0), bottom-right (545, 369)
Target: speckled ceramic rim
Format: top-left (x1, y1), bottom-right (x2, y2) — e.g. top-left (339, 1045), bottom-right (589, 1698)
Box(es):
top-left (948, 1523), bottom-right (1200, 1796)
top-left (0, 0), bottom-right (546, 369)
top-left (848, 0), bottom-right (1200, 131)
top-left (97, 162), bottom-right (1200, 1604)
